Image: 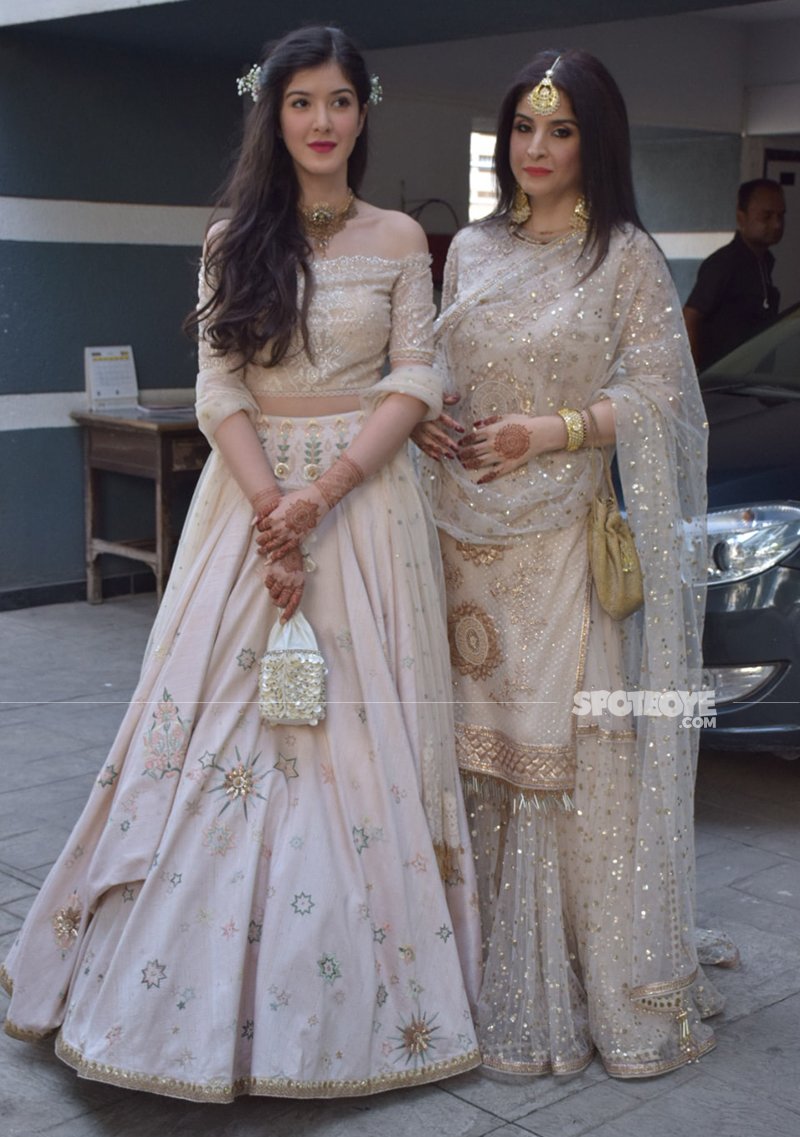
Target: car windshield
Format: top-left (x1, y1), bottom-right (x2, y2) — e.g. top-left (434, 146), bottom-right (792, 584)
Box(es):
top-left (699, 303), bottom-right (800, 394)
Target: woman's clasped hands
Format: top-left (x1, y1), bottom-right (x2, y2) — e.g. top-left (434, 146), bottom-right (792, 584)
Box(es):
top-left (458, 414), bottom-right (536, 483)
top-left (256, 486), bottom-right (330, 560)
top-left (251, 486), bottom-right (330, 622)
top-left (414, 402), bottom-right (541, 484)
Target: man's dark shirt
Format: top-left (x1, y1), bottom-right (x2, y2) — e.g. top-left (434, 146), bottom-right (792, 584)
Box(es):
top-left (685, 232), bottom-right (780, 369)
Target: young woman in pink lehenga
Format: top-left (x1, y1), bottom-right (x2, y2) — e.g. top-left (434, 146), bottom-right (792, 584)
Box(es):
top-left (2, 26), bottom-right (481, 1101)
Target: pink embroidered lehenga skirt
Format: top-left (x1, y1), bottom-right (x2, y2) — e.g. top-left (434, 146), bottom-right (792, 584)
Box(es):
top-left (1, 411), bottom-right (481, 1101)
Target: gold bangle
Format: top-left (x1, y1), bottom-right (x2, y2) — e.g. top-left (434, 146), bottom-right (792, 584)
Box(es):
top-left (557, 407), bottom-right (585, 452)
top-left (580, 408), bottom-right (592, 446)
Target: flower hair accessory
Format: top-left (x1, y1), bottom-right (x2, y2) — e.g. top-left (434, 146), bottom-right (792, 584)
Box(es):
top-left (237, 64), bottom-right (382, 107)
top-left (237, 63), bottom-right (263, 102)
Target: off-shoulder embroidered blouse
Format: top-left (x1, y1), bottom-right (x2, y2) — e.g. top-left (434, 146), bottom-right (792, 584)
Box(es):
top-left (195, 252), bottom-right (442, 442)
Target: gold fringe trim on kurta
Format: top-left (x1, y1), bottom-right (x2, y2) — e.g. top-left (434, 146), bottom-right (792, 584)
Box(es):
top-left (460, 770), bottom-right (574, 813)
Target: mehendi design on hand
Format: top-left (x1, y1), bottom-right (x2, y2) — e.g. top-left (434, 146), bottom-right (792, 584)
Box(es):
top-left (476, 468), bottom-right (502, 484)
top-left (494, 424), bottom-right (530, 460)
top-left (251, 487), bottom-right (281, 529)
top-left (264, 547), bottom-right (305, 620)
top-left (316, 454), bottom-right (365, 509)
top-left (284, 498), bottom-right (321, 536)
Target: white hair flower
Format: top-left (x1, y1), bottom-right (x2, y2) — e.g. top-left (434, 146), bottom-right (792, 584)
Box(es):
top-left (369, 74), bottom-right (383, 106)
top-left (236, 63), bottom-right (263, 103)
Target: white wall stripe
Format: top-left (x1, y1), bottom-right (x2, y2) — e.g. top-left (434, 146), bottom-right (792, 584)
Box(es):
top-left (0, 226), bottom-right (733, 433)
top-left (653, 231), bottom-right (733, 259)
top-left (0, 390), bottom-right (193, 431)
top-left (1, 1), bottom-right (187, 27)
top-left (0, 197), bottom-right (213, 247)
top-left (0, 198), bottom-right (732, 257)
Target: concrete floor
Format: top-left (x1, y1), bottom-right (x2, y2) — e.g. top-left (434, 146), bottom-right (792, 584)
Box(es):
top-left (1, 595), bottom-right (799, 1137)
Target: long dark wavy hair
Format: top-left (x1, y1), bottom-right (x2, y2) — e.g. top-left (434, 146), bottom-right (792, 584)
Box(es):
top-left (186, 26), bottom-right (372, 367)
top-left (491, 48), bottom-right (645, 276)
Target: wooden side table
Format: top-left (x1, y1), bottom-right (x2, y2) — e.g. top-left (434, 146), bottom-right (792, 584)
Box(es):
top-left (71, 411), bottom-right (210, 603)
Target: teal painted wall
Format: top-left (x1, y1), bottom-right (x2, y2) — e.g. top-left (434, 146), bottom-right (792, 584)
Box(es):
top-left (0, 31), bottom-right (239, 604)
top-left (0, 31), bottom-right (745, 604)
top-left (632, 130), bottom-right (742, 302)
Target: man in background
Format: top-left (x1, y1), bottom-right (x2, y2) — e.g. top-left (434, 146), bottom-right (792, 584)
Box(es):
top-left (683, 178), bottom-right (785, 370)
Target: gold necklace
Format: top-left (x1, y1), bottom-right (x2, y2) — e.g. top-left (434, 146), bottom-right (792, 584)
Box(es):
top-left (299, 189), bottom-right (357, 255)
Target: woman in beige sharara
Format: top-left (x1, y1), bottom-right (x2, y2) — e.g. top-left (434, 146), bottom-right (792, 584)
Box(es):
top-left (2, 26), bottom-right (481, 1100)
top-left (415, 49), bottom-right (728, 1078)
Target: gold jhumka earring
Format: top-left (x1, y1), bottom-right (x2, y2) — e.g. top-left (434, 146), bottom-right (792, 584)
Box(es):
top-left (510, 184), bottom-right (531, 225)
top-left (572, 195), bottom-right (590, 231)
top-left (528, 56), bottom-right (563, 116)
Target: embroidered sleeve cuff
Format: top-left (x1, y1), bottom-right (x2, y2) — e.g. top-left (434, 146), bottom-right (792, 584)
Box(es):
top-left (195, 370), bottom-right (262, 445)
top-left (361, 363), bottom-right (444, 422)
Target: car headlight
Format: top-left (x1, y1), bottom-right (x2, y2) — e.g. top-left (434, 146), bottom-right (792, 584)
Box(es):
top-left (703, 663), bottom-right (779, 705)
top-left (707, 503), bottom-right (800, 584)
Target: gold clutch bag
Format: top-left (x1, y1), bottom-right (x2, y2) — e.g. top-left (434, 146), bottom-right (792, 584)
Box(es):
top-left (258, 612), bottom-right (327, 727)
top-left (588, 447), bottom-right (644, 621)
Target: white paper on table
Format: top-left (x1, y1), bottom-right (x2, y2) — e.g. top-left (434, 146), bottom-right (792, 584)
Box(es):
top-left (84, 345), bottom-right (139, 412)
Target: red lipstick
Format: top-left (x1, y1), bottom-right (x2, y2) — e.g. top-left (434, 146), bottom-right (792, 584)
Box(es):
top-left (309, 141), bottom-right (336, 152)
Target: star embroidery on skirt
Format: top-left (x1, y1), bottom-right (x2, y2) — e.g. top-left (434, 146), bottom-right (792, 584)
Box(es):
top-left (97, 764), bottom-right (119, 788)
top-left (140, 959), bottom-right (167, 989)
top-left (352, 826), bottom-right (370, 854)
top-left (274, 752), bottom-right (299, 780)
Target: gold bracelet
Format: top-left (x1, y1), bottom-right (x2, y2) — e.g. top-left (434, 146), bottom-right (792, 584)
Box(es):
top-left (557, 407), bottom-right (585, 452)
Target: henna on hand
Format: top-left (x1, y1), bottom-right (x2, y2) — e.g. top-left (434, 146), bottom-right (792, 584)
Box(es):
top-left (476, 468), bottom-right (502, 485)
top-left (256, 488), bottom-right (324, 558)
top-left (250, 486), bottom-right (281, 526)
top-left (493, 423), bottom-right (530, 460)
top-left (316, 454), bottom-right (364, 510)
top-left (284, 497), bottom-right (322, 537)
top-left (264, 547), bottom-right (304, 621)
top-left (257, 453), bottom-right (363, 558)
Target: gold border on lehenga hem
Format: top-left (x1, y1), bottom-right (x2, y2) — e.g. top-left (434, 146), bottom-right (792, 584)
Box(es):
top-left (5, 1018), bottom-right (56, 1043)
top-left (481, 1033), bottom-right (716, 1080)
top-left (482, 1046), bottom-right (595, 1077)
top-left (54, 1035), bottom-right (482, 1102)
top-left (602, 1033), bottom-right (716, 1078)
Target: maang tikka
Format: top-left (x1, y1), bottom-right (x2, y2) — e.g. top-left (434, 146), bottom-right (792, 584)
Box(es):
top-left (528, 55), bottom-right (563, 116)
